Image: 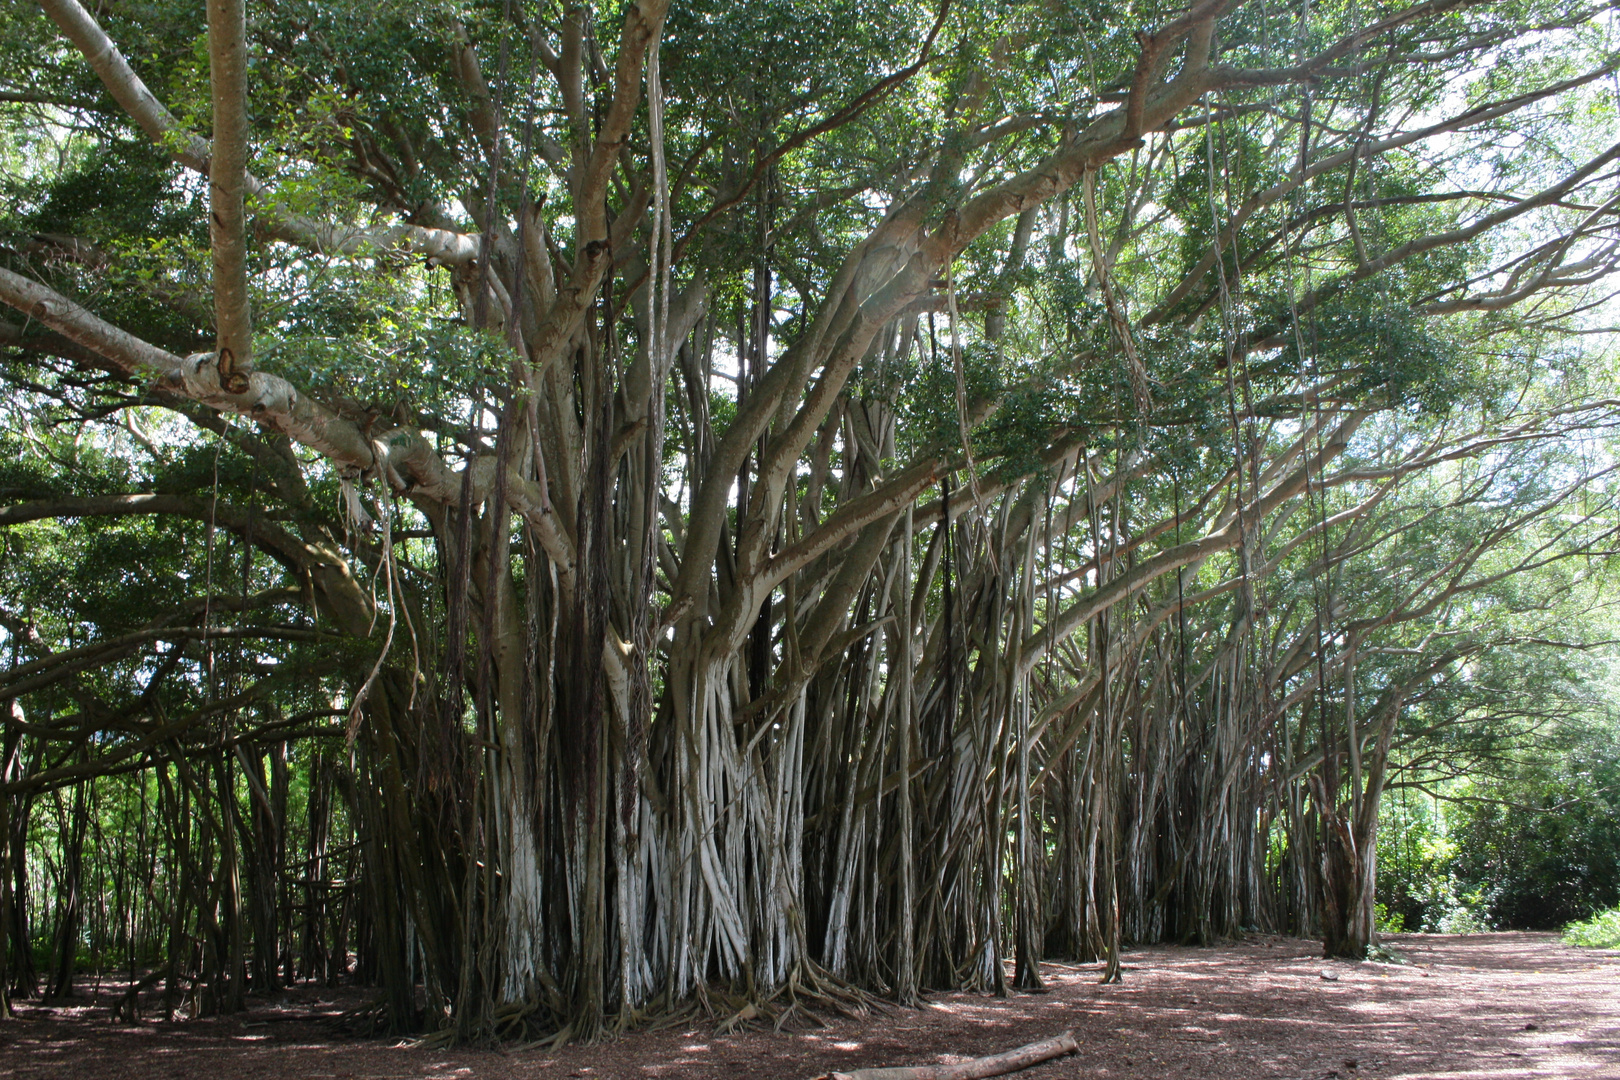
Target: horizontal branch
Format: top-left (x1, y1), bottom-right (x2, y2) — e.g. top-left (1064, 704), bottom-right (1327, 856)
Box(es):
top-left (0, 268), bottom-right (575, 574)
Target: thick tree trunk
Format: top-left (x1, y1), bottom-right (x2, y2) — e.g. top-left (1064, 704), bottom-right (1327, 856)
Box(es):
top-left (895, 510), bottom-right (917, 1005)
top-left (243, 744), bottom-right (283, 991)
top-left (0, 803), bottom-right (8, 1016)
top-left (0, 722), bottom-right (31, 1008)
top-left (47, 779), bottom-right (87, 999)
top-left (214, 750), bottom-right (246, 1012)
top-left (1317, 797), bottom-right (1363, 959)
top-left (301, 751), bottom-right (331, 984)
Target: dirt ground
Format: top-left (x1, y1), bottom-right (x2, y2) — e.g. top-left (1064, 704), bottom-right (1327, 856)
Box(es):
top-left (1, 932), bottom-right (1616, 1079)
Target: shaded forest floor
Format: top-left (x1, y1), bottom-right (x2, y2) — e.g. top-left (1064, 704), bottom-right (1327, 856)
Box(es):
top-left (1, 932), bottom-right (1616, 1079)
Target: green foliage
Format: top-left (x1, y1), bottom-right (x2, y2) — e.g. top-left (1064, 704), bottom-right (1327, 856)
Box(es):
top-left (1376, 792), bottom-right (1452, 931)
top-left (1447, 734), bottom-right (1620, 929)
top-left (1563, 908), bottom-right (1620, 949)
top-left (1374, 716), bottom-right (1620, 934)
top-left (1421, 878), bottom-right (1493, 934)
top-left (259, 282), bottom-right (504, 421)
top-left (1274, 282), bottom-right (1470, 415)
top-left (12, 136), bottom-right (198, 243)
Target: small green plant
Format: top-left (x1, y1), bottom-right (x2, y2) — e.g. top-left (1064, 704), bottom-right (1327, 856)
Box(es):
top-left (1420, 876), bottom-right (1492, 933)
top-left (1436, 904), bottom-right (1491, 935)
top-left (1563, 908), bottom-right (1620, 949)
top-left (1374, 902), bottom-right (1407, 934)
top-left (1366, 940), bottom-right (1406, 965)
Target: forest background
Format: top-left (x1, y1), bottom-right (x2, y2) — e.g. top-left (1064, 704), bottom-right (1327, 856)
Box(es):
top-left (2, 0), bottom-right (1620, 1046)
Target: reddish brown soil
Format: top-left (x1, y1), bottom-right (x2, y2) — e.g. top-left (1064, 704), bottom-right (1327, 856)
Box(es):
top-left (2, 933), bottom-right (1616, 1079)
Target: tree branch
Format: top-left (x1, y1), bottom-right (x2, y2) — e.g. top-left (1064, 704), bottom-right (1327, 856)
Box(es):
top-left (37, 0), bottom-right (483, 266)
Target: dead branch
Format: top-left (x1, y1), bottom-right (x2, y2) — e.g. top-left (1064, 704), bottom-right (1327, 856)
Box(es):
top-left (822, 1030), bottom-right (1080, 1080)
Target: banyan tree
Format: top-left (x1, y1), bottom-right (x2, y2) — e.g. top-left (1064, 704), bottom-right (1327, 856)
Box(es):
top-left (2, 0), bottom-right (1619, 1041)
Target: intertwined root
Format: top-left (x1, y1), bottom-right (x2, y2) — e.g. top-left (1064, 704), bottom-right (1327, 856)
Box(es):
top-left (704, 960), bottom-right (891, 1036)
top-left (408, 958), bottom-right (895, 1048)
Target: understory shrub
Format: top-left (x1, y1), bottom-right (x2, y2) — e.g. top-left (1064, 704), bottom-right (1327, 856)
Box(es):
top-left (1563, 908), bottom-right (1620, 948)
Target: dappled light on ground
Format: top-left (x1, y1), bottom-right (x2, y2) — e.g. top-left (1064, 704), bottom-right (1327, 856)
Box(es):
top-left (0, 933), bottom-right (1615, 1079)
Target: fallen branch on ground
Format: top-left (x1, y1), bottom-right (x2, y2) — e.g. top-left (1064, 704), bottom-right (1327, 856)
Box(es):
top-left (821, 1030), bottom-right (1081, 1080)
